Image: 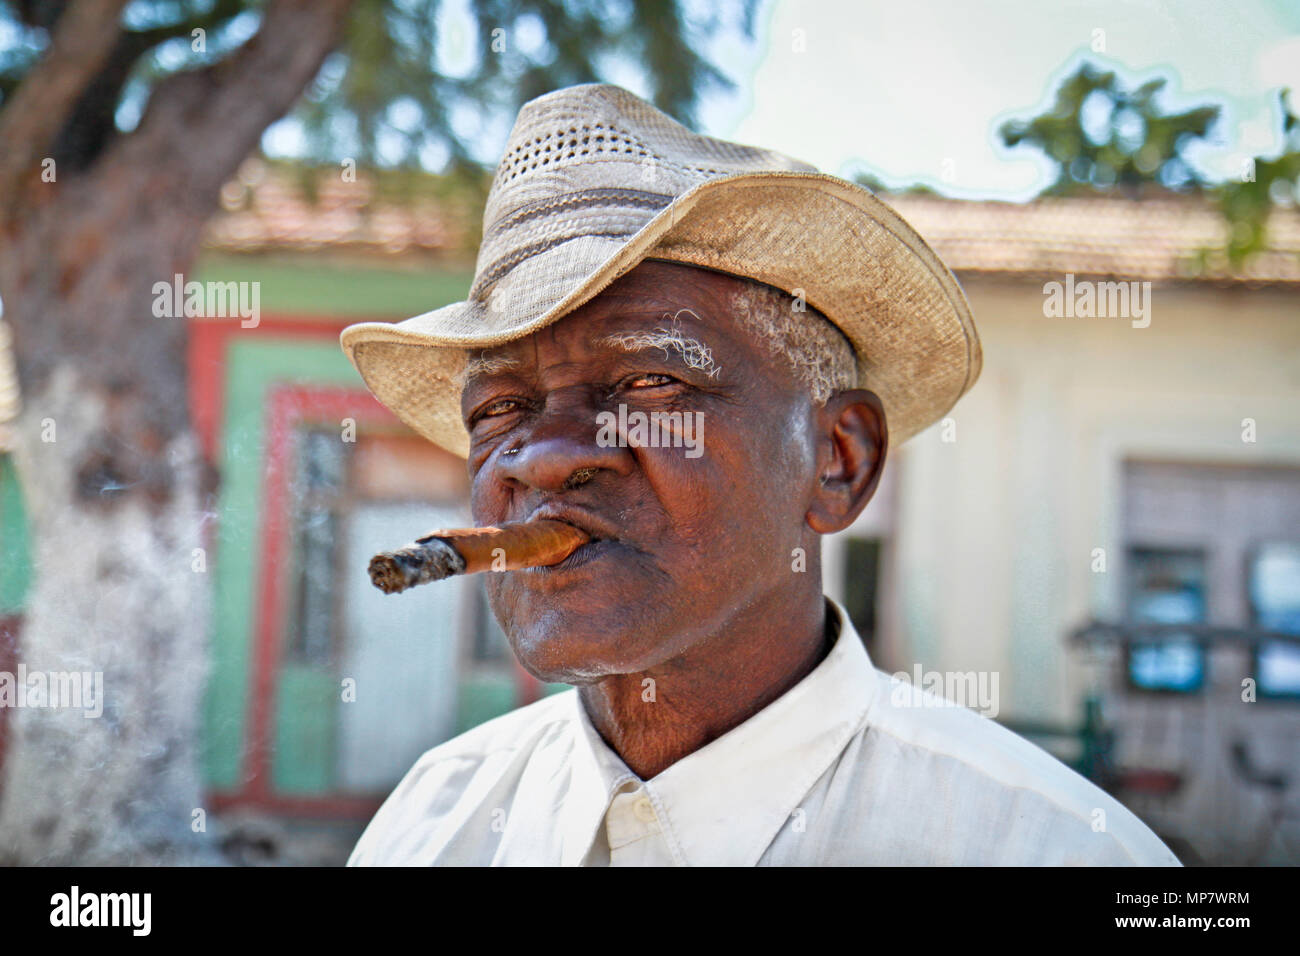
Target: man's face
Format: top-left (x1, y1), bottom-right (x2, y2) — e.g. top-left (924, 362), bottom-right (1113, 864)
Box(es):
top-left (460, 260), bottom-right (825, 683)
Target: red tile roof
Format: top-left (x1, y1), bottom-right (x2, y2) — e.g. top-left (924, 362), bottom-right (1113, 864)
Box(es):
top-left (203, 160), bottom-right (475, 255)
top-left (884, 194), bottom-right (1300, 285)
top-left (202, 161), bottom-right (1299, 284)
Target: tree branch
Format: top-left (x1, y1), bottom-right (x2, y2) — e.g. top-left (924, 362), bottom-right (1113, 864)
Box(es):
top-left (107, 0), bottom-right (354, 204)
top-left (0, 0), bottom-right (129, 216)
top-left (128, 0), bottom-right (248, 47)
top-left (13, 0), bottom-right (67, 31)
top-left (49, 0), bottom-right (250, 173)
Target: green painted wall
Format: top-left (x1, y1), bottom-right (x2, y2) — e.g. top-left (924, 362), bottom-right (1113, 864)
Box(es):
top-left (456, 675), bottom-right (518, 735)
top-left (0, 454), bottom-right (31, 614)
top-left (274, 665), bottom-right (340, 794)
top-left (195, 254), bottom-right (472, 318)
top-left (204, 338), bottom-right (363, 790)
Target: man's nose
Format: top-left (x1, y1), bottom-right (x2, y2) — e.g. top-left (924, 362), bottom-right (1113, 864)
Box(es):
top-left (495, 395), bottom-right (630, 492)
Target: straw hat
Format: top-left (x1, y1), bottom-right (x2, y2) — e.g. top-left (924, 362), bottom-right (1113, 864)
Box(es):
top-left (340, 83), bottom-right (981, 458)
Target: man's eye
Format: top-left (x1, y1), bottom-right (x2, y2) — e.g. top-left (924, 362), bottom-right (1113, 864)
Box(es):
top-left (624, 373), bottom-right (677, 388)
top-left (477, 398), bottom-right (521, 419)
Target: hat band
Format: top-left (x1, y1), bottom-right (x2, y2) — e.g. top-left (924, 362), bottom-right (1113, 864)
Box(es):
top-left (482, 186), bottom-right (673, 244)
top-left (472, 188), bottom-right (674, 298)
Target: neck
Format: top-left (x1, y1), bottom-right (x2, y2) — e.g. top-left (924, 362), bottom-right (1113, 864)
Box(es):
top-left (577, 587), bottom-right (833, 780)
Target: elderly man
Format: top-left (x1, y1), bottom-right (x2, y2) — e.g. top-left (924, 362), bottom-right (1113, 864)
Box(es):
top-left (341, 84), bottom-right (1179, 866)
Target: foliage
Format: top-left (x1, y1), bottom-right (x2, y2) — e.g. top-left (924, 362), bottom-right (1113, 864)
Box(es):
top-left (1000, 61), bottom-right (1300, 269)
top-left (0, 0), bottom-right (755, 176)
top-left (295, 0), bottom-right (753, 173)
top-left (999, 62), bottom-right (1219, 196)
top-left (1217, 90), bottom-right (1300, 266)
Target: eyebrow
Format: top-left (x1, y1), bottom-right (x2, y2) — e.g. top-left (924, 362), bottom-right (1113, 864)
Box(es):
top-left (460, 353), bottom-right (523, 386)
top-left (599, 314), bottom-right (721, 379)
top-left (458, 312), bottom-right (723, 387)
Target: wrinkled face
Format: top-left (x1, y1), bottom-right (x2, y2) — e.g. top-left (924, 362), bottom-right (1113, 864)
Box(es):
top-left (460, 260), bottom-right (824, 683)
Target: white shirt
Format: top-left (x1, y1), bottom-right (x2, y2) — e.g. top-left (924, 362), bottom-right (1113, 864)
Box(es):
top-left (349, 598), bottom-right (1181, 866)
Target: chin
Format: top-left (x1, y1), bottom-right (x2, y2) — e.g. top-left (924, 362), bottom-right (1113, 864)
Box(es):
top-left (495, 592), bottom-right (678, 684)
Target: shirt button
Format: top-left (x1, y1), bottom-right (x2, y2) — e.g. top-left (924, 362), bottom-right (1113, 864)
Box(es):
top-left (633, 797), bottom-right (657, 823)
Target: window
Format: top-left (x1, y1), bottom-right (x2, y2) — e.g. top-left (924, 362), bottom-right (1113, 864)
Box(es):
top-left (1249, 542), bottom-right (1300, 698)
top-left (286, 428), bottom-right (351, 665)
top-left (1125, 547), bottom-right (1206, 692)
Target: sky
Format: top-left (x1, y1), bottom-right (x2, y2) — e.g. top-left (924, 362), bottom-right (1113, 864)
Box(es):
top-left (250, 0), bottom-right (1300, 202)
top-left (700, 0), bottom-right (1300, 201)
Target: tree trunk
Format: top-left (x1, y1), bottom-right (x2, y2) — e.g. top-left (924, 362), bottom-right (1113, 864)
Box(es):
top-left (2, 377), bottom-right (214, 864)
top-left (0, 0), bottom-right (353, 864)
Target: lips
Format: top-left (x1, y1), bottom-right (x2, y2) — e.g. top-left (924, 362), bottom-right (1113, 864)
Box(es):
top-left (542, 537), bottom-right (619, 572)
top-left (519, 505), bottom-right (624, 576)
top-left (524, 505), bottom-right (619, 544)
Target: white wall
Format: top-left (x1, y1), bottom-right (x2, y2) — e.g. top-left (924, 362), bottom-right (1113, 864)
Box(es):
top-left (828, 279), bottom-right (1300, 724)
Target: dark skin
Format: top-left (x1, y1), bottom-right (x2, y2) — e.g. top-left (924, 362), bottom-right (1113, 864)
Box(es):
top-left (460, 260), bottom-right (887, 779)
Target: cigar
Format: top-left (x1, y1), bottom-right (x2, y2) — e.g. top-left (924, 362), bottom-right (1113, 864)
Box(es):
top-left (368, 519), bottom-right (591, 594)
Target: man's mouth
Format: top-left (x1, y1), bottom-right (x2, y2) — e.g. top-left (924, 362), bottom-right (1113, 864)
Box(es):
top-left (521, 506), bottom-right (623, 575)
top-left (525, 506), bottom-right (615, 542)
top-left (539, 537), bottom-right (619, 573)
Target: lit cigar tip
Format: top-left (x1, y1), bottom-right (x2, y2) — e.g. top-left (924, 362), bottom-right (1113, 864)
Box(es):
top-left (368, 555), bottom-right (407, 594)
top-left (368, 538), bottom-right (467, 594)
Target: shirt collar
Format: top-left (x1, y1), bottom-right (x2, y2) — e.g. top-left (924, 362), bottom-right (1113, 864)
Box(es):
top-left (562, 596), bottom-right (878, 866)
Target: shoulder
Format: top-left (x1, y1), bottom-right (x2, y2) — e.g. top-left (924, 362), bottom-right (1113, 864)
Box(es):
top-left (347, 690), bottom-right (578, 865)
top-left (842, 669), bottom-right (1180, 865)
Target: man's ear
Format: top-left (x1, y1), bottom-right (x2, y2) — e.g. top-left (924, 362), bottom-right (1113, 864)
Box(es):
top-left (806, 389), bottom-right (888, 535)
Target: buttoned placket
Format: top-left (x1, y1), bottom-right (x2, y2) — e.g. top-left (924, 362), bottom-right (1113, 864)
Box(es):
top-left (602, 780), bottom-right (678, 866)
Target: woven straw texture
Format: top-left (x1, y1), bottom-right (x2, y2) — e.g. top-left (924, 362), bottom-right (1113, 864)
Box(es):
top-left (341, 83), bottom-right (981, 458)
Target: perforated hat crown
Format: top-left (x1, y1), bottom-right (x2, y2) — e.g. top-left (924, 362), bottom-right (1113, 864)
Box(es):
top-left (341, 83), bottom-right (981, 457)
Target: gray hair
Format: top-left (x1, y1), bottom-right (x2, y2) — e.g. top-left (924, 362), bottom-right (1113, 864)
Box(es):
top-left (725, 280), bottom-right (858, 404)
top-left (600, 322), bottom-right (722, 379)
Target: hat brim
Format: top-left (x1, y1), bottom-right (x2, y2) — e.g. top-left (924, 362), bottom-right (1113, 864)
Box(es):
top-left (340, 171), bottom-right (981, 458)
